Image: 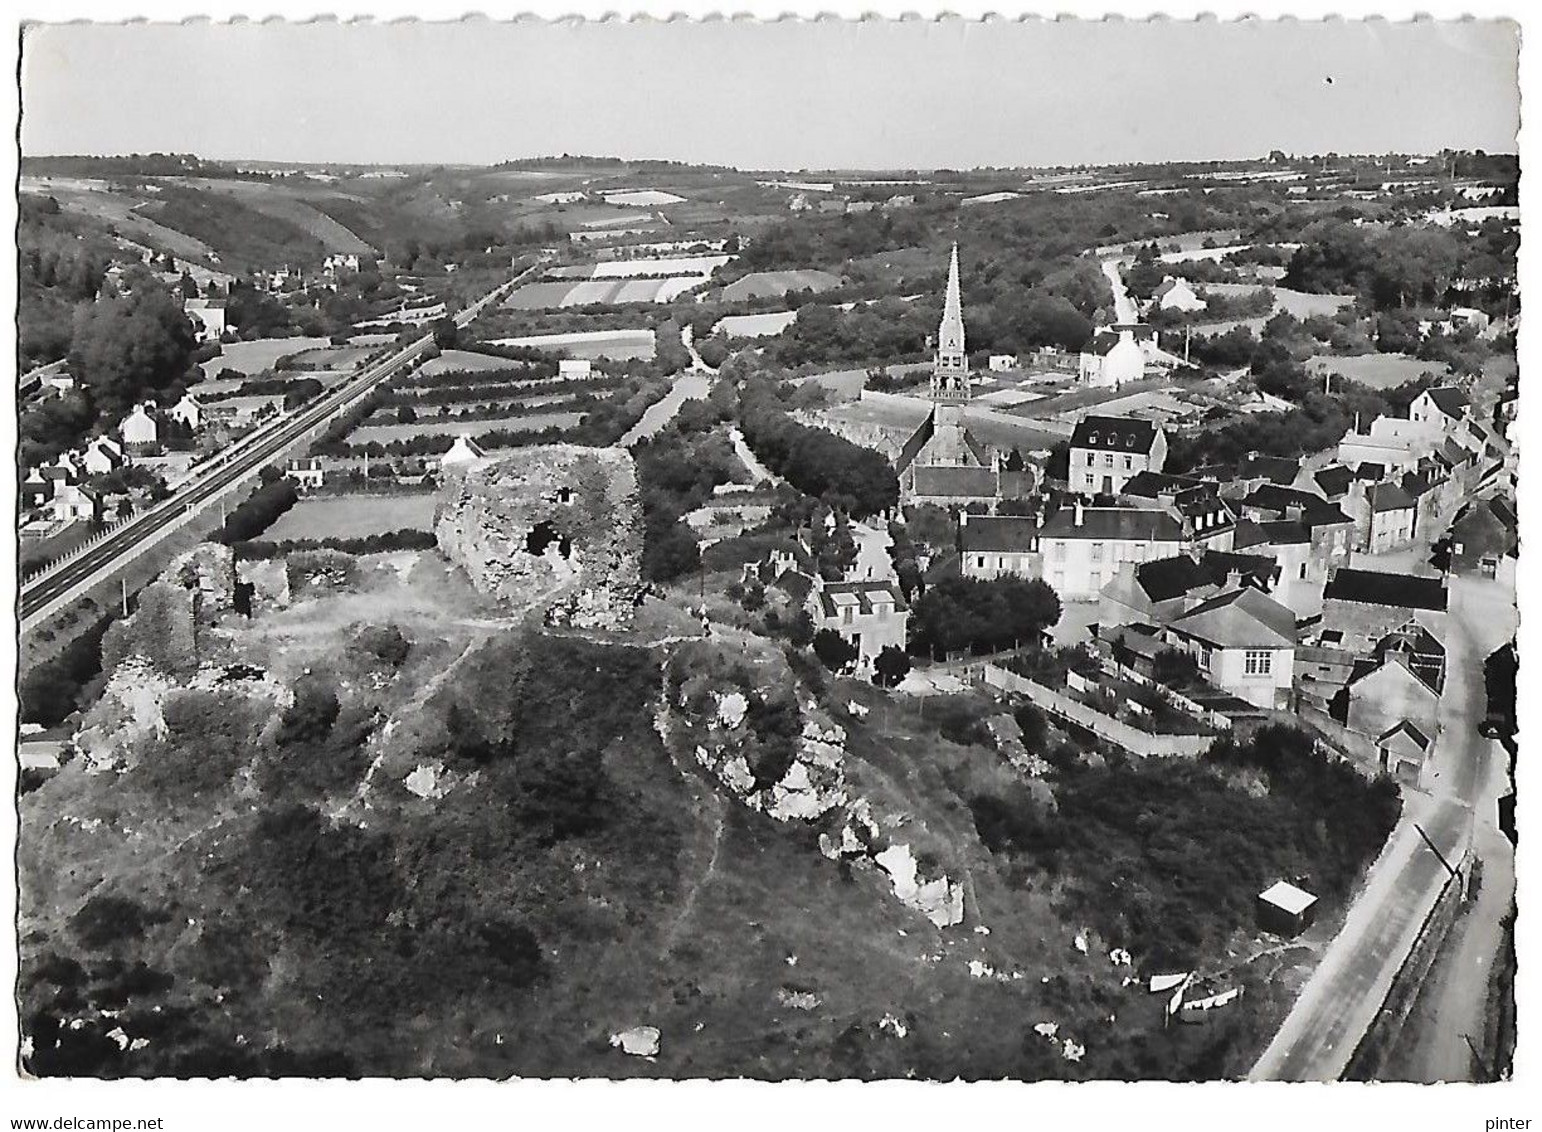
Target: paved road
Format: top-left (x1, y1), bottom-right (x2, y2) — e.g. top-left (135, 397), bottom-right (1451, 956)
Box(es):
top-left (20, 267), bottom-right (533, 631)
top-left (1250, 570), bottom-right (1515, 1080)
top-left (1100, 257), bottom-right (1140, 324)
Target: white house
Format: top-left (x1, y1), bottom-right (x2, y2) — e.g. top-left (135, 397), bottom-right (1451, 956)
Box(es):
top-left (1161, 586), bottom-right (1297, 709)
top-left (168, 393), bottom-right (203, 430)
top-left (1407, 386), bottom-right (1471, 434)
top-left (988, 354), bottom-right (1017, 373)
top-left (1152, 277), bottom-right (1208, 313)
top-left (1069, 415), bottom-right (1168, 497)
top-left (119, 404), bottom-right (160, 450)
top-left (1036, 504), bottom-right (1187, 601)
top-left (81, 436), bottom-right (125, 476)
top-left (959, 514), bottom-right (1041, 581)
top-left (559, 359), bottom-right (594, 380)
top-left (809, 577), bottom-right (909, 676)
top-left (288, 456), bottom-right (326, 493)
top-left (1079, 329), bottom-right (1146, 388)
top-left (438, 435), bottom-right (488, 471)
top-left (183, 298), bottom-right (228, 341)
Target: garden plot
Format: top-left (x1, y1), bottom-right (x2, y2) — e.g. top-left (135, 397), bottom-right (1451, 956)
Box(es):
top-left (349, 411), bottom-right (586, 444)
top-left (501, 281), bottom-right (582, 310)
top-left (277, 345), bottom-right (376, 371)
top-left (1306, 353), bottom-right (1447, 390)
top-left (485, 329), bottom-right (655, 361)
top-left (714, 311), bottom-right (799, 338)
top-left (262, 493), bottom-right (439, 541)
top-left (417, 350), bottom-right (525, 377)
top-left (599, 189), bottom-right (688, 206)
top-left (721, 269), bottom-right (841, 302)
top-left (200, 336), bottom-right (332, 380)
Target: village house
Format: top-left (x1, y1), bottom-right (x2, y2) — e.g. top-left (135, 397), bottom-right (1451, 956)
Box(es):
top-left (988, 354), bottom-right (1017, 372)
top-left (1037, 503), bottom-right (1186, 601)
top-left (1078, 329), bottom-right (1146, 388)
top-left (118, 403), bottom-right (160, 453)
top-left (1340, 651), bottom-right (1442, 754)
top-left (1446, 494), bottom-right (1519, 579)
top-left (1376, 720), bottom-right (1433, 786)
top-left (1069, 415), bottom-right (1168, 497)
top-left (81, 436), bottom-right (126, 476)
top-left (1121, 475), bottom-right (1237, 552)
top-left (1160, 586), bottom-right (1298, 710)
top-left (168, 393), bottom-right (203, 430)
top-left (809, 577), bottom-right (910, 677)
top-left (1098, 549), bottom-right (1276, 629)
top-left (46, 481), bottom-right (104, 525)
top-left (959, 514), bottom-right (1041, 581)
top-left (1343, 479), bottom-right (1418, 553)
top-left (1152, 276), bottom-right (1208, 313)
top-left (1408, 385), bottom-right (1472, 433)
top-left (1296, 567), bottom-right (1448, 708)
top-left (438, 435), bottom-right (488, 471)
top-left (288, 457), bottom-right (326, 493)
top-left (559, 358), bottom-right (593, 380)
top-left (183, 297), bottom-right (228, 341)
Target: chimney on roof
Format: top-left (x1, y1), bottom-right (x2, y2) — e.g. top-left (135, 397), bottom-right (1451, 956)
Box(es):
top-left (1074, 500), bottom-right (1085, 527)
top-left (1226, 568), bottom-right (1245, 590)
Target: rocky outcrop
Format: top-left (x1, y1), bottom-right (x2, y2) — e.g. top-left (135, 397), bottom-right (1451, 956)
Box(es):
top-left (434, 445), bottom-right (644, 630)
top-left (101, 544), bottom-right (242, 679)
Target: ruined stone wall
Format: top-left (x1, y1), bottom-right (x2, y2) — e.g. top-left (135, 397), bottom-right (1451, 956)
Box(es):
top-left (434, 445), bottom-right (644, 630)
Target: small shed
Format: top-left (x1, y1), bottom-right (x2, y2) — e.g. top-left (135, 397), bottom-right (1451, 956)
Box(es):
top-left (1258, 880), bottom-right (1318, 937)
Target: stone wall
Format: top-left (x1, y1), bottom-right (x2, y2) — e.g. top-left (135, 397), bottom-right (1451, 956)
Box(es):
top-left (433, 445), bottom-right (644, 630)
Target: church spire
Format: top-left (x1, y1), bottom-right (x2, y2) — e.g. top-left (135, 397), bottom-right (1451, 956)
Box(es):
top-left (931, 243), bottom-right (970, 401)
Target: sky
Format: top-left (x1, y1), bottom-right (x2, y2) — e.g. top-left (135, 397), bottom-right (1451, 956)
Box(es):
top-left (19, 19), bottom-right (1520, 169)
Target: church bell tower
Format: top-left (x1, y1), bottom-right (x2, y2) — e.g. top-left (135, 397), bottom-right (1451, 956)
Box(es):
top-left (930, 243), bottom-right (970, 402)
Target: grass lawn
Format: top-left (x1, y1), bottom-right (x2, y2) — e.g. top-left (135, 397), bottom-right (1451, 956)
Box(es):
top-left (262, 493), bottom-right (439, 541)
top-left (1307, 353), bottom-right (1447, 389)
top-left (200, 336), bottom-right (331, 380)
top-left (278, 345), bottom-right (375, 371)
top-left (417, 350), bottom-right (526, 377)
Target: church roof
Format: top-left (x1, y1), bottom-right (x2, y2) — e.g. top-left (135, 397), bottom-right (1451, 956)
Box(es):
top-left (912, 464), bottom-right (997, 500)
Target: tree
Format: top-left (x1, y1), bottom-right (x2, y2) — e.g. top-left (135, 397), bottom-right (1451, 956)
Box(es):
top-left (873, 645), bottom-right (911, 688)
top-left (431, 317), bottom-right (459, 350)
top-left (68, 287), bottom-right (199, 423)
top-left (812, 628), bottom-right (859, 673)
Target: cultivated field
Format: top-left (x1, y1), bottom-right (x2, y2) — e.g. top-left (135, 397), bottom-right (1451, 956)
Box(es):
top-left (278, 345), bottom-right (376, 371)
top-left (1307, 353), bottom-right (1448, 389)
top-left (262, 493), bottom-right (439, 541)
top-left (417, 350), bottom-right (525, 377)
top-left (715, 311), bottom-right (800, 338)
top-left (1205, 282), bottom-right (1356, 319)
top-left (599, 189), bottom-right (687, 206)
top-left (721, 269), bottom-right (842, 301)
top-left (485, 329), bottom-right (656, 361)
top-left (199, 336), bottom-right (332, 379)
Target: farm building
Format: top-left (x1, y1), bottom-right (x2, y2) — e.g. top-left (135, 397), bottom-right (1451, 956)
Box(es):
top-left (439, 435), bottom-right (488, 471)
top-left (1257, 881), bottom-right (1318, 938)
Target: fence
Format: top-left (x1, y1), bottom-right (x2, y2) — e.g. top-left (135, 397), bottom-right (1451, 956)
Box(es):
top-left (1106, 659), bottom-right (1236, 732)
top-left (980, 663), bottom-right (1216, 758)
top-left (1343, 834), bottom-right (1474, 1080)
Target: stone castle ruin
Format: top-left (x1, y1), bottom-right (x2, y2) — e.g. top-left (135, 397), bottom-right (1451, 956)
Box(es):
top-left (433, 444), bottom-right (645, 630)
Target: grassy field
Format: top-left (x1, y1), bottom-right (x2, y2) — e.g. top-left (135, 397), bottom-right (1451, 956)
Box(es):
top-left (416, 350), bottom-right (524, 377)
top-left (349, 412), bottom-right (587, 444)
top-left (278, 345), bottom-right (376, 371)
top-left (1307, 353), bottom-right (1447, 389)
top-left (179, 178), bottom-right (378, 254)
top-left (715, 311), bottom-right (800, 338)
top-left (200, 336), bottom-right (331, 380)
top-left (721, 269), bottom-right (841, 302)
top-left (262, 493), bottom-right (439, 541)
top-left (485, 329), bottom-right (656, 361)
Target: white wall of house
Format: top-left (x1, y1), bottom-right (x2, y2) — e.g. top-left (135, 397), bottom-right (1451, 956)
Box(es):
top-left (1041, 534), bottom-right (1185, 601)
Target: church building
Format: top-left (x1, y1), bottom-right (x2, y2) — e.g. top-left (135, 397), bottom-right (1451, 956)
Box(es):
top-left (893, 245), bottom-right (1035, 508)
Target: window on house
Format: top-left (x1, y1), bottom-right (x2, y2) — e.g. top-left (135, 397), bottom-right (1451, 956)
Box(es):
top-left (1245, 650), bottom-right (1273, 676)
top-left (1104, 453), bottom-right (1114, 467)
top-left (1299, 562), bottom-right (1308, 580)
top-left (976, 556), bottom-right (986, 569)
top-left (1124, 456), bottom-right (1133, 469)
top-left (1050, 541), bottom-right (1066, 562)
top-left (1090, 542), bottom-right (1104, 563)
top-left (1087, 433), bottom-right (1099, 445)
top-left (1085, 473), bottom-right (1096, 489)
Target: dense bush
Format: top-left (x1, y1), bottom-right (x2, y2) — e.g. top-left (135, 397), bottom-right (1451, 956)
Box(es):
top-left (910, 575), bottom-right (1062, 659)
top-left (738, 384), bottom-right (898, 518)
top-left (19, 613), bottom-right (113, 727)
top-left (234, 528), bottom-right (437, 559)
top-left (209, 478), bottom-right (300, 545)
